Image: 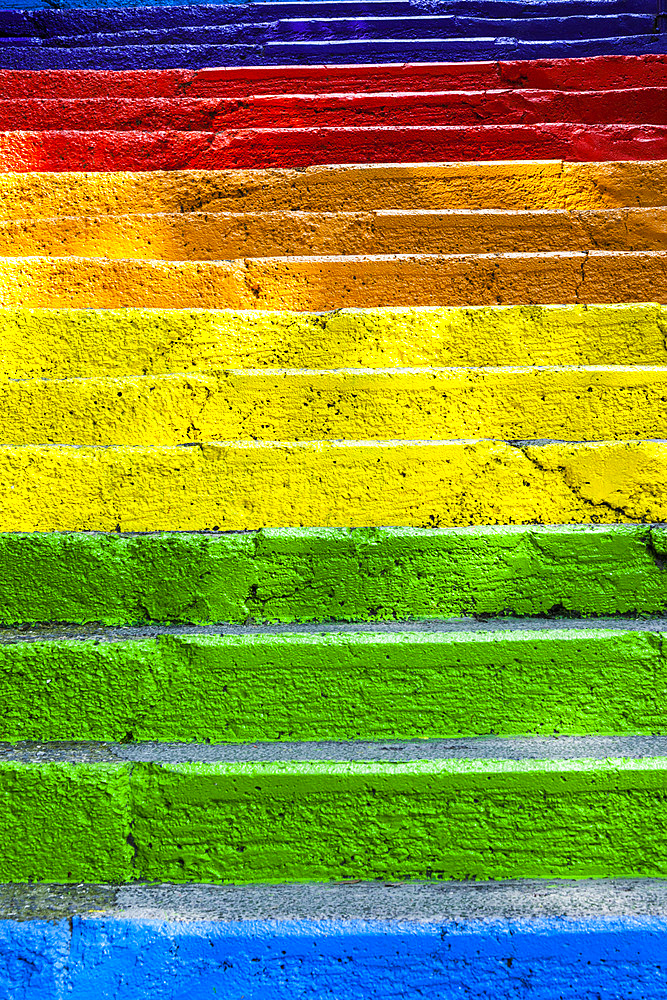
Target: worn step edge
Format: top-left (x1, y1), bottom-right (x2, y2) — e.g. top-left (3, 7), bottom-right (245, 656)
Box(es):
top-left (2, 162), bottom-right (667, 221)
top-left (7, 365), bottom-right (667, 447)
top-left (3, 880), bottom-right (667, 999)
top-left (1, 54), bottom-right (664, 98)
top-left (4, 304), bottom-right (666, 378)
top-left (3, 624), bottom-right (667, 742)
top-left (5, 737), bottom-right (667, 882)
top-left (0, 523), bottom-right (663, 625)
top-left (4, 876), bottom-right (667, 921)
top-left (2, 123), bottom-right (667, 172)
top-left (5, 206), bottom-right (666, 260)
top-left (1, 250), bottom-right (665, 309)
top-left (8, 734), bottom-right (667, 761)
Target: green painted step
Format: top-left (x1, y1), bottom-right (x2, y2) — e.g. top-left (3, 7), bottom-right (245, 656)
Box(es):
top-left (1, 524), bottom-right (666, 625)
top-left (3, 737), bottom-right (667, 883)
top-left (3, 622), bottom-right (667, 742)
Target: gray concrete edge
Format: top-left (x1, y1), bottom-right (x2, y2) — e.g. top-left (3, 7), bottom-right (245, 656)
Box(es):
top-left (5, 735), bottom-right (667, 763)
top-left (4, 616), bottom-right (667, 644)
top-left (3, 879), bottom-right (667, 923)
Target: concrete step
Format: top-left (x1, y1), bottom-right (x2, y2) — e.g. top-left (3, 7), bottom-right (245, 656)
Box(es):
top-left (2, 437), bottom-right (667, 530)
top-left (3, 736), bottom-right (667, 882)
top-left (4, 88), bottom-right (665, 130)
top-left (3, 619), bottom-right (667, 741)
top-left (3, 53), bottom-right (664, 97)
top-left (7, 365), bottom-right (667, 446)
top-left (1, 879), bottom-right (666, 999)
top-left (2, 34), bottom-right (667, 69)
top-left (4, 304), bottom-right (667, 377)
top-left (3, 163), bottom-right (664, 220)
top-left (0, 523), bottom-right (663, 625)
top-left (2, 0), bottom-right (659, 36)
top-left (37, 14), bottom-right (657, 46)
top-left (1, 250), bottom-right (665, 309)
top-left (3, 123), bottom-right (666, 171)
top-left (4, 207), bottom-right (666, 258)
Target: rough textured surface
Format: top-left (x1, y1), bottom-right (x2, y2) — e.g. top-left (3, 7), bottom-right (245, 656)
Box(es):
top-left (3, 123), bottom-right (667, 172)
top-left (3, 884), bottom-right (667, 998)
top-left (5, 750), bottom-right (667, 881)
top-left (1, 250), bottom-right (666, 309)
top-left (0, 0), bottom-right (659, 14)
top-left (0, 760), bottom-right (131, 882)
top-left (3, 304), bottom-right (666, 378)
top-left (4, 206), bottom-right (666, 260)
top-left (2, 34), bottom-right (667, 70)
top-left (2, 162), bottom-right (666, 222)
top-left (2, 914), bottom-right (667, 1000)
top-left (1, 53), bottom-right (663, 97)
top-left (7, 365), bottom-right (667, 446)
top-left (9, 734), bottom-right (667, 762)
top-left (2, 438), bottom-right (667, 531)
top-left (5, 877), bottom-right (667, 922)
top-left (0, 524), bottom-right (664, 625)
top-left (3, 626), bottom-right (667, 741)
top-left (10, 14), bottom-right (659, 47)
top-left (3, 88), bottom-right (665, 131)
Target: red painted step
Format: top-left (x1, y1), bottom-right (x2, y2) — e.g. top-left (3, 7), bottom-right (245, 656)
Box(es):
top-left (2, 122), bottom-right (665, 172)
top-left (0, 53), bottom-right (664, 99)
top-left (3, 88), bottom-right (665, 131)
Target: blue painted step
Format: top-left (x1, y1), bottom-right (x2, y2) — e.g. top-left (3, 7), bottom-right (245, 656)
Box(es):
top-left (1, 32), bottom-right (665, 67)
top-left (37, 15), bottom-right (658, 47)
top-left (0, 0), bottom-right (658, 35)
top-left (0, 0), bottom-right (658, 15)
top-left (2, 881), bottom-right (667, 1000)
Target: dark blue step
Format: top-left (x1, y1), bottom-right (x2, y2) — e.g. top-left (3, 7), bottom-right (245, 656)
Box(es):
top-left (0, 0), bottom-right (659, 24)
top-left (1, 32), bottom-right (666, 68)
top-left (0, 0), bottom-right (659, 37)
top-left (41, 15), bottom-right (658, 47)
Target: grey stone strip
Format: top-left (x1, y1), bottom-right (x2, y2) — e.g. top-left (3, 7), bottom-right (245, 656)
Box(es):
top-left (4, 616), bottom-right (667, 644)
top-left (4, 735), bottom-right (667, 764)
top-left (3, 879), bottom-right (667, 924)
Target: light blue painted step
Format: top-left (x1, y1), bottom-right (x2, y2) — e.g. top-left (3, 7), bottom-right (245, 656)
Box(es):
top-left (3, 880), bottom-right (667, 999)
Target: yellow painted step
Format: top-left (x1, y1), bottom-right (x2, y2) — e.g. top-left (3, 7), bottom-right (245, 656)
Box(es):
top-left (1, 162), bottom-right (665, 221)
top-left (2, 251), bottom-right (665, 309)
top-left (4, 304), bottom-right (665, 380)
top-left (1, 439), bottom-right (664, 531)
top-left (7, 366), bottom-right (667, 446)
top-left (4, 207), bottom-right (666, 259)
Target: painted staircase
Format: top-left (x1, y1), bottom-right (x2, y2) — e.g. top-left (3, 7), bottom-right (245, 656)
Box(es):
top-left (1, 1), bottom-right (667, 997)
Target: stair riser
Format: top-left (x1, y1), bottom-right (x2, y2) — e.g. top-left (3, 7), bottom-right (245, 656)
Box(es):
top-left (2, 36), bottom-right (667, 71)
top-left (3, 54), bottom-right (665, 96)
top-left (0, 525), bottom-right (661, 625)
top-left (36, 15), bottom-right (658, 47)
top-left (5, 207), bottom-right (666, 258)
top-left (3, 124), bottom-right (666, 171)
top-left (2, 251), bottom-right (665, 308)
top-left (5, 163), bottom-right (664, 220)
top-left (8, 367), bottom-right (667, 446)
top-left (4, 89), bottom-right (666, 129)
top-left (3, 439), bottom-right (667, 531)
top-left (4, 304), bottom-right (667, 377)
top-left (2, 628), bottom-right (666, 742)
top-left (4, 755), bottom-right (667, 882)
top-left (5, 910), bottom-right (667, 1000)
top-left (3, 0), bottom-right (659, 36)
